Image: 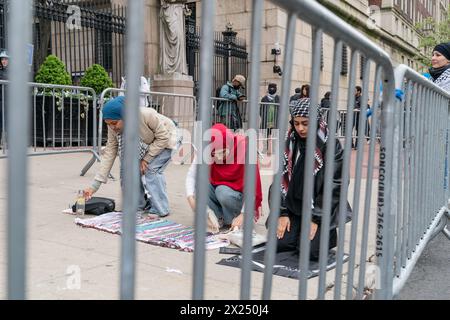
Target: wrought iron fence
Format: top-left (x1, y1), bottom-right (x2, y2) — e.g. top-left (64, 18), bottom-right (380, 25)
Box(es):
top-left (0, 0), bottom-right (126, 86)
top-left (185, 8), bottom-right (248, 98)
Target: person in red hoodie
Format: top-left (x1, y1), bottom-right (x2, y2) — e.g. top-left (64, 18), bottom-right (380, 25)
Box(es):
top-left (208, 123), bottom-right (262, 229)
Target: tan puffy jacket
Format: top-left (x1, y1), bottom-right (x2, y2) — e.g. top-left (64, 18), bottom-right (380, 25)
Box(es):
top-left (95, 107), bottom-right (177, 184)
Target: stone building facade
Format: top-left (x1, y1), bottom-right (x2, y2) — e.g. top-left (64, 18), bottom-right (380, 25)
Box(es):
top-left (92, 0), bottom-right (449, 106)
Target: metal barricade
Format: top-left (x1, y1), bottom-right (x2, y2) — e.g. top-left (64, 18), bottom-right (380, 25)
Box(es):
top-left (195, 0), bottom-right (397, 301)
top-left (388, 64), bottom-right (450, 297)
top-left (321, 108), bottom-right (381, 141)
top-left (5, 0), bottom-right (448, 302)
top-left (80, 87), bottom-right (197, 177)
top-left (0, 80), bottom-right (100, 171)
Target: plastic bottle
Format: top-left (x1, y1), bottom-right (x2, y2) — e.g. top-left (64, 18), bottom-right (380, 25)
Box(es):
top-left (76, 190), bottom-right (85, 216)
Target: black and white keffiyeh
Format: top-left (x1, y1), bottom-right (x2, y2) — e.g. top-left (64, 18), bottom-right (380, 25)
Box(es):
top-left (290, 97), bottom-right (311, 118)
top-left (433, 67), bottom-right (450, 93)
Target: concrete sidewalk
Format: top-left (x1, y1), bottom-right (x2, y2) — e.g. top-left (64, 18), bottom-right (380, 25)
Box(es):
top-left (0, 150), bottom-right (379, 300)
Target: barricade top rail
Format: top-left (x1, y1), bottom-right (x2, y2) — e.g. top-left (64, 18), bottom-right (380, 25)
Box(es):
top-left (99, 87), bottom-right (196, 103)
top-left (0, 79), bottom-right (97, 94)
top-left (395, 64), bottom-right (450, 98)
top-left (211, 96), bottom-right (281, 105)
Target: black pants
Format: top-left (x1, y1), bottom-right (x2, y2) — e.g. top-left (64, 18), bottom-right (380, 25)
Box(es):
top-left (352, 112), bottom-right (370, 148)
top-left (277, 214), bottom-right (337, 261)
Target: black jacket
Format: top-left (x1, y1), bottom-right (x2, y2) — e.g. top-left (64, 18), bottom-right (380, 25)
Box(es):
top-left (0, 67), bottom-right (8, 80)
top-left (270, 133), bottom-right (352, 229)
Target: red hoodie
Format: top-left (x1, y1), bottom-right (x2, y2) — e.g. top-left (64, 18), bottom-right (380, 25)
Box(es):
top-left (209, 124), bottom-right (262, 221)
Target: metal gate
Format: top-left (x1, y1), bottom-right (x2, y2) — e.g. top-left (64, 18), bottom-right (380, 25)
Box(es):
top-left (28, 0), bottom-right (126, 86)
top-left (185, 5), bottom-right (248, 97)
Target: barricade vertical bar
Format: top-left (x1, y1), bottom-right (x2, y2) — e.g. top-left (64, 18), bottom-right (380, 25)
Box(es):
top-left (437, 95), bottom-right (442, 205)
top-left (298, 27), bottom-right (323, 300)
top-left (61, 93), bottom-right (65, 147)
top-left (334, 49), bottom-right (358, 300)
top-left (442, 95), bottom-right (446, 201)
top-left (430, 91), bottom-right (436, 222)
top-left (262, 12), bottom-right (297, 300)
top-left (446, 95), bottom-right (450, 202)
top-left (70, 94), bottom-right (73, 146)
top-left (438, 92), bottom-right (443, 208)
top-left (415, 85), bottom-right (425, 249)
top-left (422, 88), bottom-right (428, 235)
top-left (412, 84), bottom-right (420, 252)
top-left (420, 88), bottom-right (428, 239)
top-left (317, 39), bottom-right (342, 300)
top-left (52, 89), bottom-right (56, 148)
top-left (120, 0), bottom-right (144, 300)
top-left (436, 93), bottom-right (441, 215)
top-left (78, 93), bottom-right (81, 147)
top-left (84, 92), bottom-right (88, 147)
top-left (42, 92), bottom-right (47, 150)
top-left (442, 94), bottom-right (450, 203)
top-left (430, 90), bottom-right (436, 221)
top-left (386, 75), bottom-right (402, 297)
top-left (407, 83), bottom-right (418, 260)
top-left (193, 0), bottom-right (215, 300)
top-left (345, 59), bottom-right (371, 299)
top-left (240, 0), bottom-right (263, 300)
top-left (374, 68), bottom-right (397, 300)
top-left (439, 94), bottom-right (443, 204)
top-left (356, 66), bottom-right (382, 299)
top-left (33, 90), bottom-right (37, 151)
top-left (425, 88), bottom-right (431, 235)
top-left (394, 79), bottom-right (405, 277)
top-left (401, 80), bottom-right (412, 270)
top-left (1, 84), bottom-right (5, 153)
top-left (442, 94), bottom-right (446, 202)
top-left (7, 0), bottom-right (32, 300)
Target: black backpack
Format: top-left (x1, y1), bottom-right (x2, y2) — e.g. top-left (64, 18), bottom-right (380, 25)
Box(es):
top-left (72, 197), bottom-right (115, 216)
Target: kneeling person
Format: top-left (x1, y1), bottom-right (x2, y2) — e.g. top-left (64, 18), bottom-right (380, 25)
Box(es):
top-left (271, 98), bottom-right (351, 261)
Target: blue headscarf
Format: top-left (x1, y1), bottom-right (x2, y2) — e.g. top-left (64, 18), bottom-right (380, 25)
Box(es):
top-left (103, 96), bottom-right (125, 120)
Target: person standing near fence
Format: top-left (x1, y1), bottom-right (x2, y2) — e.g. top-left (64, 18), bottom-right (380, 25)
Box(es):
top-left (429, 42), bottom-right (450, 91)
top-left (268, 98), bottom-right (351, 261)
top-left (300, 84), bottom-right (310, 99)
top-left (429, 42), bottom-right (450, 190)
top-left (260, 83), bottom-right (280, 155)
top-left (289, 87), bottom-right (302, 103)
top-left (217, 75), bottom-right (246, 130)
top-left (0, 50), bottom-right (9, 80)
top-left (352, 86), bottom-right (372, 149)
top-left (83, 96), bottom-right (179, 217)
top-left (320, 91), bottom-right (331, 110)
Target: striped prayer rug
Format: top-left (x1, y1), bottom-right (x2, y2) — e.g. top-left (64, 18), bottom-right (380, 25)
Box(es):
top-left (75, 211), bottom-right (229, 252)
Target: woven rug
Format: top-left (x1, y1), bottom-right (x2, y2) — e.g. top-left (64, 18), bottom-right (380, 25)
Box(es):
top-left (75, 212), bottom-right (229, 252)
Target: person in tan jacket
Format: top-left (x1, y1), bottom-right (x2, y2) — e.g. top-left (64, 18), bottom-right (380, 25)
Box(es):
top-left (83, 96), bottom-right (178, 217)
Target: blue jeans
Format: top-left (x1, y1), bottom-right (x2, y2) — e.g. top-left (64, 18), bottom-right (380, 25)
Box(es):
top-left (208, 184), bottom-right (243, 226)
top-left (138, 148), bottom-right (173, 216)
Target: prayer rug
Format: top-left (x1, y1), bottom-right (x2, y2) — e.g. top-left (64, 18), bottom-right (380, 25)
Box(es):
top-left (217, 246), bottom-right (349, 279)
top-left (75, 212), bottom-right (229, 252)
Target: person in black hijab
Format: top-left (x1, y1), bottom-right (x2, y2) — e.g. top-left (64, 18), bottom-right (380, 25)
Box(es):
top-left (268, 98), bottom-right (352, 261)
